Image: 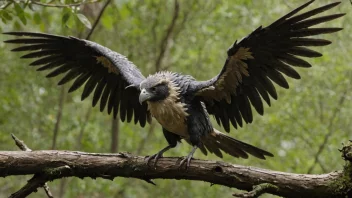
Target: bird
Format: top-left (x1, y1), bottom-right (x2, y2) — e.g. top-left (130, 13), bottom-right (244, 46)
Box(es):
top-left (4, 0), bottom-right (344, 168)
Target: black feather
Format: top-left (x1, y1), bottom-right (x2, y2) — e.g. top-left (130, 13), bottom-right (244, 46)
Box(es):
top-left (287, 47), bottom-right (322, 57)
top-left (292, 14), bottom-right (345, 30)
top-left (99, 81), bottom-right (111, 112)
top-left (46, 63), bottom-right (75, 78)
top-left (266, 68), bottom-right (289, 89)
top-left (92, 79), bottom-right (106, 107)
top-left (269, 60), bottom-right (300, 79)
top-left (290, 38), bottom-right (331, 46)
top-left (289, 28), bottom-right (343, 37)
top-left (21, 50), bottom-right (61, 58)
top-left (37, 59), bottom-right (66, 71)
top-left (57, 67), bottom-right (83, 85)
top-left (68, 71), bottom-right (92, 93)
top-left (29, 55), bottom-right (62, 66)
top-left (278, 53), bottom-right (311, 67)
top-left (245, 87), bottom-right (264, 115)
top-left (11, 44), bottom-right (56, 52)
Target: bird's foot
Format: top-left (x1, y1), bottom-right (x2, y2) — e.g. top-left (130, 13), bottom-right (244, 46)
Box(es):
top-left (145, 145), bottom-right (174, 168)
top-left (178, 155), bottom-right (193, 169)
top-left (178, 145), bottom-right (198, 169)
top-left (146, 152), bottom-right (164, 168)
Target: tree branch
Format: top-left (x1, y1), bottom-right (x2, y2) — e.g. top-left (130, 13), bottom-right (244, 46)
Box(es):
top-left (29, 0), bottom-right (101, 8)
top-left (233, 183), bottom-right (278, 198)
top-left (1, 140), bottom-right (352, 198)
top-left (85, 0), bottom-right (112, 40)
top-left (51, 85), bottom-right (66, 150)
top-left (10, 134), bottom-right (53, 198)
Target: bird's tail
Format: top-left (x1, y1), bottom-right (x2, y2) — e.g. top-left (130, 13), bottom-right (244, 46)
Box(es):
top-left (199, 128), bottom-right (274, 159)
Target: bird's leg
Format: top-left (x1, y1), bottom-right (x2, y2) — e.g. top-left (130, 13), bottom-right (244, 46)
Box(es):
top-left (146, 145), bottom-right (173, 168)
top-left (179, 145), bottom-right (198, 169)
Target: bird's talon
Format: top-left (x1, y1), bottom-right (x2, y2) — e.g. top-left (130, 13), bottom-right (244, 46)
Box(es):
top-left (178, 157), bottom-right (193, 169)
top-left (146, 153), bottom-right (163, 168)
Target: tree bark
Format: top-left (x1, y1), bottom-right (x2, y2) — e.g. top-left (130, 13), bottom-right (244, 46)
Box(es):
top-left (1, 144), bottom-right (352, 198)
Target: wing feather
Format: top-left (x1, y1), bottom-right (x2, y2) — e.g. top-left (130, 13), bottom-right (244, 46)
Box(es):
top-left (4, 32), bottom-right (150, 126)
top-left (194, 1), bottom-right (343, 132)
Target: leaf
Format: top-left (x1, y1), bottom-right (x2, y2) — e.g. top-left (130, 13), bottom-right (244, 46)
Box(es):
top-left (2, 11), bottom-right (13, 21)
top-left (62, 13), bottom-right (71, 25)
top-left (33, 12), bottom-right (41, 24)
top-left (76, 13), bottom-right (92, 29)
top-left (61, 7), bottom-right (72, 26)
top-left (14, 3), bottom-right (24, 15)
top-left (14, 2), bottom-right (27, 25)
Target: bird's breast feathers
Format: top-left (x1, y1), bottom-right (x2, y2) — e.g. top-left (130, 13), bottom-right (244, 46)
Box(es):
top-left (147, 78), bottom-right (189, 138)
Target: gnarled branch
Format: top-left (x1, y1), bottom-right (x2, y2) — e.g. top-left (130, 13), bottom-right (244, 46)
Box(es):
top-left (1, 140), bottom-right (352, 198)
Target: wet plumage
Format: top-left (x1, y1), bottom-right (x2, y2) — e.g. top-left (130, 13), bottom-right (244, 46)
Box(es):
top-left (4, 1), bottom-right (344, 168)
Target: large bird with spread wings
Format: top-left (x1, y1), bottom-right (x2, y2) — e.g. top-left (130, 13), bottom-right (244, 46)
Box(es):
top-left (4, 1), bottom-right (344, 168)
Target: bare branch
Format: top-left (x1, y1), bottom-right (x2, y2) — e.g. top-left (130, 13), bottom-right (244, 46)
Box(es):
top-left (29, 0), bottom-right (101, 8)
top-left (85, 0), bottom-right (112, 40)
top-left (52, 85), bottom-right (66, 150)
top-left (1, 144), bottom-right (352, 198)
top-left (233, 183), bottom-right (278, 198)
top-left (11, 133), bottom-right (31, 151)
top-left (9, 165), bottom-right (71, 198)
top-left (10, 134), bottom-right (53, 198)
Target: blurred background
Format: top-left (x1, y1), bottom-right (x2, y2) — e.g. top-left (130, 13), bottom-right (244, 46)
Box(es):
top-left (0, 0), bottom-right (351, 197)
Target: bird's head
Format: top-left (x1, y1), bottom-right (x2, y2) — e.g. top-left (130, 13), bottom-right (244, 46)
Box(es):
top-left (139, 76), bottom-right (170, 104)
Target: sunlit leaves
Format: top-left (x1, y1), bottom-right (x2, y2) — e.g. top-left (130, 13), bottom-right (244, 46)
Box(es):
top-left (1, 1), bottom-right (93, 29)
top-left (76, 13), bottom-right (92, 29)
top-left (62, 8), bottom-right (71, 25)
top-left (13, 2), bottom-right (26, 25)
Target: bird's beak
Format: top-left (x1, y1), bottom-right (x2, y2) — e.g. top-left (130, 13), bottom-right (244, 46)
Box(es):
top-left (139, 88), bottom-right (152, 104)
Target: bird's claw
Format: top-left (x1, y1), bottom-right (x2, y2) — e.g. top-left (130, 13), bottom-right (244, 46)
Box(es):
top-left (146, 152), bottom-right (163, 168)
top-left (178, 156), bottom-right (193, 169)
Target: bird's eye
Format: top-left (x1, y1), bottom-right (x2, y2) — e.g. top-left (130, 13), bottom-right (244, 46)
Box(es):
top-left (151, 87), bottom-right (157, 92)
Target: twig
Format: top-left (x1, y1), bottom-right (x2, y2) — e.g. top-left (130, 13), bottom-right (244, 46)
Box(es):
top-left (9, 166), bottom-right (71, 198)
top-left (42, 184), bottom-right (53, 198)
top-left (77, 107), bottom-right (92, 150)
top-left (307, 89), bottom-right (348, 173)
top-left (52, 85), bottom-right (66, 150)
top-left (30, 0), bottom-right (101, 8)
top-left (233, 183), bottom-right (279, 198)
top-left (10, 134), bottom-right (53, 198)
top-left (85, 0), bottom-right (112, 40)
top-left (0, 1), bottom-right (13, 9)
top-left (11, 133), bottom-right (31, 151)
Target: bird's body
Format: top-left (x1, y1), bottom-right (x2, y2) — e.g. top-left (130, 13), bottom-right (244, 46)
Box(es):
top-left (4, 0), bottom-right (344, 167)
top-left (144, 72), bottom-right (192, 139)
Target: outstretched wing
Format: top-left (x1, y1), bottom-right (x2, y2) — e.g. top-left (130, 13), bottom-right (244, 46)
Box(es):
top-left (194, 1), bottom-right (344, 132)
top-left (4, 32), bottom-right (151, 127)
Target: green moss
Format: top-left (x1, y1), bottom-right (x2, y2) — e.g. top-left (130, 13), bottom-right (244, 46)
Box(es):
top-left (327, 162), bottom-right (352, 197)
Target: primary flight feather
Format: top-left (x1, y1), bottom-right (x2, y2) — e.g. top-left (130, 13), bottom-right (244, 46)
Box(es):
top-left (4, 0), bottom-right (344, 168)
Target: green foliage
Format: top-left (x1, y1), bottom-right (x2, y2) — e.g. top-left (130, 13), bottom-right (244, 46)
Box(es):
top-left (0, 0), bottom-right (93, 30)
top-left (0, 0), bottom-right (351, 197)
